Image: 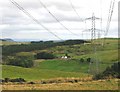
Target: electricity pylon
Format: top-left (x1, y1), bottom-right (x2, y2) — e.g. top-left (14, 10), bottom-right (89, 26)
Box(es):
top-left (85, 13), bottom-right (101, 75)
top-left (85, 13), bottom-right (100, 41)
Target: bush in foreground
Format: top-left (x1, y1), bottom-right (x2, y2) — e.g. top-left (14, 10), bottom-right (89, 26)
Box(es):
top-left (93, 61), bottom-right (120, 80)
top-left (2, 78), bottom-right (26, 83)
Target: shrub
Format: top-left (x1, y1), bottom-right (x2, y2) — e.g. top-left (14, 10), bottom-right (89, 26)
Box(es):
top-left (3, 78), bottom-right (26, 83)
top-left (35, 52), bottom-right (55, 59)
top-left (87, 58), bottom-right (91, 63)
top-left (80, 58), bottom-right (84, 63)
top-left (4, 78), bottom-right (10, 83)
top-left (10, 78), bottom-right (26, 82)
top-left (93, 61), bottom-right (120, 80)
top-left (6, 55), bottom-right (34, 68)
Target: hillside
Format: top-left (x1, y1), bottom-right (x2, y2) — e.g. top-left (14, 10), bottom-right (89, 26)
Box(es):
top-left (0, 39), bottom-right (30, 46)
top-left (2, 65), bottom-right (88, 81)
top-left (2, 38), bottom-right (119, 81)
top-left (0, 38), bottom-right (14, 42)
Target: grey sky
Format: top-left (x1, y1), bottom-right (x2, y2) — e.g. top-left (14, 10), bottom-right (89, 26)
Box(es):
top-left (0, 0), bottom-right (119, 41)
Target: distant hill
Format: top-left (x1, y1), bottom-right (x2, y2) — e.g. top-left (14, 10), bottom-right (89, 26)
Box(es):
top-left (0, 38), bottom-right (14, 42)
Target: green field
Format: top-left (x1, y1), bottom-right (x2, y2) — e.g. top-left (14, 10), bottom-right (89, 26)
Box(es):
top-left (2, 65), bottom-right (88, 81)
top-left (35, 60), bottom-right (89, 73)
top-left (2, 38), bottom-right (119, 81)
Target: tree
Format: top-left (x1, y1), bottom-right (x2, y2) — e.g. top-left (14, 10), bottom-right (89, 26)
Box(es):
top-left (87, 58), bottom-right (91, 63)
top-left (65, 53), bottom-right (68, 57)
top-left (80, 58), bottom-right (84, 63)
top-left (6, 55), bottom-right (34, 68)
top-left (93, 61), bottom-right (120, 80)
top-left (35, 52), bottom-right (55, 59)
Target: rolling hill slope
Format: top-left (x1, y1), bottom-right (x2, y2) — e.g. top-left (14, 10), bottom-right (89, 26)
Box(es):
top-left (2, 38), bottom-right (119, 81)
top-left (2, 65), bottom-right (89, 81)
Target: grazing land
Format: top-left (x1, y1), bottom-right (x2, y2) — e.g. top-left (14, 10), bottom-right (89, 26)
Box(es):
top-left (1, 38), bottom-right (119, 90)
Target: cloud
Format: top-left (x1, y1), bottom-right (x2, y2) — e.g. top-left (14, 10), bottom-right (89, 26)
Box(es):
top-left (0, 0), bottom-right (118, 40)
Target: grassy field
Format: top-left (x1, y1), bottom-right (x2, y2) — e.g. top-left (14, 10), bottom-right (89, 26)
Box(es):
top-left (1, 38), bottom-right (119, 90)
top-left (73, 50), bottom-right (118, 63)
top-left (2, 65), bottom-right (89, 81)
top-left (2, 38), bottom-right (119, 80)
top-left (40, 38), bottom-right (118, 60)
top-left (35, 60), bottom-right (89, 73)
top-left (2, 58), bottom-right (114, 81)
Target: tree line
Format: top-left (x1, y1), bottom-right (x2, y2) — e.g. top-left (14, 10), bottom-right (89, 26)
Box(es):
top-left (2, 40), bottom-right (87, 68)
top-left (2, 40), bottom-right (87, 56)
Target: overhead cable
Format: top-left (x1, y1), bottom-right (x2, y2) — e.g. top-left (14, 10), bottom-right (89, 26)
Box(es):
top-left (9, 0), bottom-right (63, 40)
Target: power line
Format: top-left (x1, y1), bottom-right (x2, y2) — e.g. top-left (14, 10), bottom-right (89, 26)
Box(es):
top-left (9, 0), bottom-right (63, 40)
top-left (100, 0), bottom-right (103, 38)
top-left (105, 0), bottom-right (115, 36)
top-left (68, 0), bottom-right (84, 38)
top-left (36, 28), bottom-right (84, 30)
top-left (69, 0), bottom-right (83, 22)
top-left (105, 0), bottom-right (112, 36)
top-left (100, 0), bottom-right (104, 43)
top-left (38, 0), bottom-right (79, 36)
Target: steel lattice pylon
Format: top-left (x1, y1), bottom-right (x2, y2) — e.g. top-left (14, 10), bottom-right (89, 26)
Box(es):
top-left (85, 13), bottom-right (101, 75)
